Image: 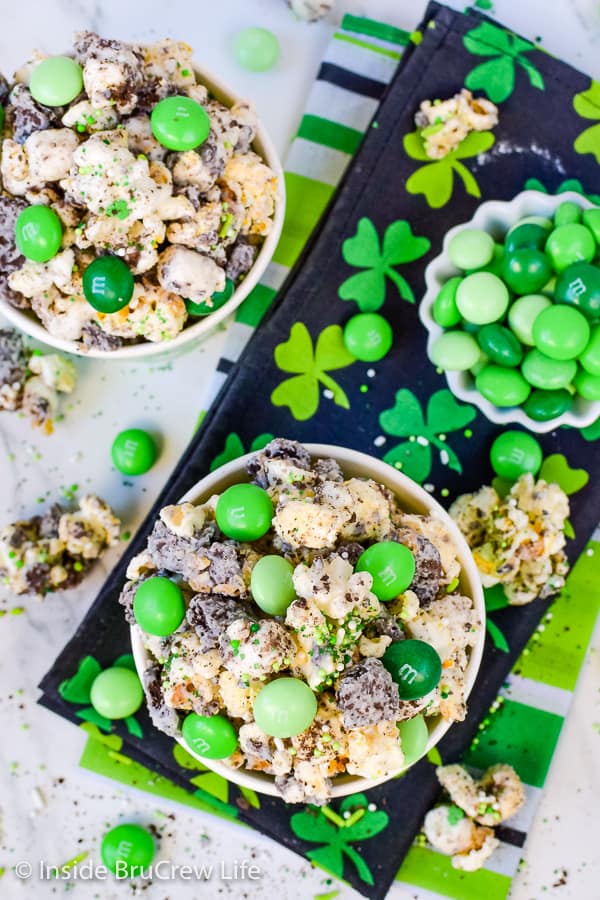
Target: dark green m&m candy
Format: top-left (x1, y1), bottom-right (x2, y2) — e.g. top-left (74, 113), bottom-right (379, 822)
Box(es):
top-left (432, 277), bottom-right (462, 327)
top-left (504, 223), bottom-right (547, 253)
top-left (182, 712), bottom-right (238, 759)
top-left (15, 205), bottom-right (63, 262)
top-left (112, 428), bottom-right (157, 475)
top-left (216, 483), bottom-right (273, 541)
top-left (502, 248), bottom-right (551, 294)
top-left (524, 389), bottom-right (573, 421)
top-left (151, 96), bottom-right (211, 151)
top-left (83, 256), bottom-right (134, 313)
top-left (554, 262), bottom-right (600, 320)
top-left (101, 824), bottom-right (155, 877)
top-left (355, 541), bottom-right (415, 602)
top-left (477, 323), bottom-right (522, 367)
top-left (382, 639), bottom-right (442, 700)
top-left (185, 278), bottom-right (235, 316)
top-left (133, 576), bottom-right (186, 636)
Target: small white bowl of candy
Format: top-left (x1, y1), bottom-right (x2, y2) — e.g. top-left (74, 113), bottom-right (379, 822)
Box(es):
top-left (0, 33), bottom-right (284, 359)
top-left (420, 191), bottom-right (600, 433)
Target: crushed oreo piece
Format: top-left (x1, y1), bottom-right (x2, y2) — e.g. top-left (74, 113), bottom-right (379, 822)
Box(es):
top-left (396, 529), bottom-right (442, 605)
top-left (226, 239), bottom-right (257, 282)
top-left (336, 542), bottom-right (365, 567)
top-left (313, 457), bottom-right (344, 483)
top-left (81, 323), bottom-right (126, 352)
top-left (6, 84), bottom-right (62, 143)
top-left (146, 518), bottom-right (217, 582)
top-left (365, 611), bottom-right (404, 643)
top-left (142, 664), bottom-right (181, 737)
top-left (186, 594), bottom-right (248, 650)
top-left (0, 195), bottom-right (27, 274)
top-left (0, 328), bottom-right (28, 397)
top-left (336, 658), bottom-right (400, 729)
top-left (247, 437), bottom-right (312, 487)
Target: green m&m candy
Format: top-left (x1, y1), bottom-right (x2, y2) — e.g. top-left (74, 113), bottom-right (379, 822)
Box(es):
top-left (429, 331), bottom-right (480, 371)
top-left (554, 262), bottom-right (600, 320)
top-left (398, 714), bottom-right (429, 767)
top-left (185, 278), bottom-right (235, 316)
top-left (253, 678), bottom-right (317, 737)
top-left (343, 312), bottom-right (393, 362)
top-left (112, 428), bottom-right (157, 475)
top-left (508, 294), bottom-right (551, 345)
top-left (455, 272), bottom-right (509, 324)
top-left (545, 223), bottom-right (595, 272)
top-left (216, 483), bottom-right (273, 541)
top-left (466, 244), bottom-right (504, 278)
top-left (476, 365), bottom-right (531, 407)
top-left (582, 208), bottom-right (600, 243)
top-left (490, 431), bottom-right (542, 479)
top-left (355, 541), bottom-right (415, 602)
top-left (151, 96), bottom-right (210, 151)
top-left (432, 277), bottom-right (462, 327)
top-left (101, 824), bottom-right (155, 877)
top-left (83, 255), bottom-right (134, 313)
top-left (532, 305), bottom-right (590, 361)
top-left (574, 368), bottom-right (600, 400)
top-left (554, 201), bottom-right (582, 227)
top-left (521, 349), bottom-right (577, 390)
top-left (29, 56), bottom-right (83, 107)
top-left (382, 639), bottom-right (442, 700)
top-left (524, 389), bottom-right (573, 422)
top-left (233, 27), bottom-right (280, 72)
top-left (182, 712), bottom-right (238, 759)
top-left (477, 323), bottom-right (522, 367)
top-left (90, 667), bottom-right (143, 720)
top-left (15, 205), bottom-right (63, 262)
top-left (504, 223), bottom-right (547, 253)
top-left (508, 215), bottom-right (552, 233)
top-left (502, 248), bottom-right (551, 294)
top-left (448, 228), bottom-right (494, 270)
top-left (133, 576), bottom-right (186, 637)
top-left (580, 325), bottom-right (600, 376)
top-left (251, 555), bottom-right (295, 615)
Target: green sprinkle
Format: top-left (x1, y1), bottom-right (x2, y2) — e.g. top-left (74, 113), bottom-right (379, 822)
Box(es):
top-left (73, 561), bottom-right (84, 572)
top-left (181, 68), bottom-right (191, 77)
top-left (447, 804), bottom-right (465, 825)
top-left (14, 560), bottom-right (24, 570)
top-left (250, 623), bottom-right (260, 633)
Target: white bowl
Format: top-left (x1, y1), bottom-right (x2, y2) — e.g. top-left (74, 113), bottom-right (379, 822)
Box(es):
top-left (0, 64), bottom-right (285, 361)
top-left (420, 191), bottom-right (600, 434)
top-left (131, 444), bottom-right (486, 799)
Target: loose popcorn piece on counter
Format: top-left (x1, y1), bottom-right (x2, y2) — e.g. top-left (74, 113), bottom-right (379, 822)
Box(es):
top-left (0, 328), bottom-right (76, 430)
top-left (423, 762), bottom-right (525, 871)
top-left (0, 494), bottom-right (120, 596)
top-left (287, 0), bottom-right (335, 21)
top-left (414, 88), bottom-right (498, 159)
top-left (123, 438), bottom-right (481, 803)
top-left (450, 474), bottom-right (570, 604)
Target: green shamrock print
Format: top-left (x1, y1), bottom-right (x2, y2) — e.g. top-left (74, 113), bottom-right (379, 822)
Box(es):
top-left (172, 743), bottom-right (260, 814)
top-left (524, 176), bottom-right (600, 205)
top-left (539, 454), bottom-right (589, 495)
top-left (403, 130), bottom-right (494, 209)
top-left (378, 389), bottom-right (476, 483)
top-left (210, 432), bottom-right (274, 471)
top-left (290, 793), bottom-right (389, 886)
top-left (271, 322), bottom-right (355, 421)
top-left (573, 81), bottom-right (600, 164)
top-left (483, 585), bottom-right (510, 653)
top-left (463, 21), bottom-right (544, 103)
top-left (59, 654), bottom-right (143, 738)
top-left (581, 416), bottom-right (600, 441)
top-left (337, 218), bottom-right (430, 310)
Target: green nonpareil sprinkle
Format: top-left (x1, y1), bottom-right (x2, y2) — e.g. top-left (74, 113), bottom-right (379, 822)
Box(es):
top-left (219, 213), bottom-right (234, 238)
top-left (55, 851), bottom-right (89, 875)
top-left (181, 68), bottom-right (190, 76)
top-left (14, 560), bottom-right (24, 570)
top-left (121, 531), bottom-right (131, 541)
top-left (250, 623), bottom-right (260, 633)
top-left (447, 804), bottom-right (465, 825)
top-left (7, 551), bottom-right (15, 559)
top-left (73, 561), bottom-right (84, 572)
top-left (10, 607), bottom-right (25, 615)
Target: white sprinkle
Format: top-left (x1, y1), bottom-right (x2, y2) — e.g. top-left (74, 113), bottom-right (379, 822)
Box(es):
top-left (586, 548), bottom-right (594, 556)
top-left (424, 483), bottom-right (435, 493)
top-left (323, 389), bottom-right (334, 400)
top-left (343, 810), bottom-right (351, 819)
top-left (367, 803), bottom-right (377, 812)
top-left (31, 787), bottom-right (45, 812)
top-left (373, 436), bottom-right (386, 447)
top-left (416, 436), bottom-right (429, 446)
top-left (440, 449), bottom-right (449, 466)
top-left (367, 368), bottom-right (376, 378)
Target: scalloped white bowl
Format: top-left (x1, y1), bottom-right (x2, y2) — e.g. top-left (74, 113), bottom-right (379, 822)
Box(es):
top-left (0, 61), bottom-right (285, 361)
top-left (420, 191), bottom-right (600, 434)
top-left (131, 444), bottom-right (485, 799)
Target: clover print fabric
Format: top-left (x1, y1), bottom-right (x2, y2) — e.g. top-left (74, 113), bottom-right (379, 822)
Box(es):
top-left (40, 4), bottom-right (600, 900)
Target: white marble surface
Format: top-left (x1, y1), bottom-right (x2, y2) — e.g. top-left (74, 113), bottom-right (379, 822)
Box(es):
top-left (0, 0), bottom-right (599, 898)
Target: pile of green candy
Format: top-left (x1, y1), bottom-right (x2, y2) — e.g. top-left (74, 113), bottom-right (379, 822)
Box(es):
top-left (429, 200), bottom-right (600, 422)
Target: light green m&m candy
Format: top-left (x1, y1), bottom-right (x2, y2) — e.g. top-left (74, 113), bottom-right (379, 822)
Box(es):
top-left (29, 56), bottom-right (83, 107)
top-left (133, 576), bottom-right (186, 637)
top-left (15, 205), bottom-right (63, 262)
top-left (580, 325), bottom-right (600, 375)
top-left (185, 278), bottom-right (235, 316)
top-left (521, 349), bottom-right (577, 390)
top-left (382, 639), bottom-right (442, 700)
top-left (90, 667), bottom-right (143, 720)
top-left (545, 223), bottom-right (595, 272)
top-left (574, 368), bottom-right (600, 400)
top-left (398, 714), bottom-right (428, 768)
top-left (429, 331), bottom-right (480, 371)
top-left (507, 294), bottom-right (551, 345)
top-left (448, 228), bottom-right (494, 270)
top-left (151, 96), bottom-right (210, 151)
top-left (476, 365), bottom-right (531, 407)
top-left (355, 541), bottom-right (415, 601)
top-left (532, 305), bottom-right (590, 361)
top-left (432, 277), bottom-right (462, 327)
top-left (182, 712), bottom-right (238, 759)
top-left (582, 208), bottom-right (600, 243)
top-left (253, 678), bottom-right (317, 737)
top-left (112, 428), bottom-right (157, 475)
top-left (83, 255), bottom-right (134, 313)
top-left (456, 272), bottom-right (509, 325)
top-left (343, 312), bottom-right (393, 362)
top-left (490, 431), bottom-right (542, 479)
top-left (233, 27), bottom-right (280, 72)
top-left (554, 201), bottom-right (582, 227)
top-left (216, 483), bottom-right (273, 541)
top-left (101, 824), bottom-right (155, 877)
top-left (251, 555), bottom-right (295, 615)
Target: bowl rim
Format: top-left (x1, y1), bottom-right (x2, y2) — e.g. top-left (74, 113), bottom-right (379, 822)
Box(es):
top-left (420, 190), bottom-right (600, 434)
top-left (130, 443), bottom-right (486, 799)
top-left (0, 59), bottom-right (286, 360)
